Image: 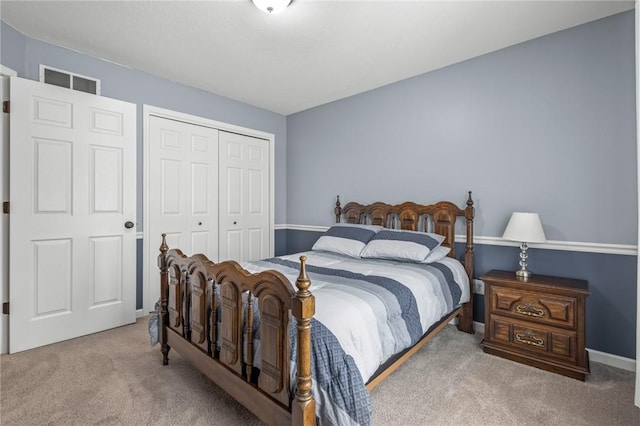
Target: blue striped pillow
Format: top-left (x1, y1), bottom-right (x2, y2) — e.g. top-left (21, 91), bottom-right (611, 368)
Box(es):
top-left (360, 229), bottom-right (445, 262)
top-left (312, 224), bottom-right (381, 258)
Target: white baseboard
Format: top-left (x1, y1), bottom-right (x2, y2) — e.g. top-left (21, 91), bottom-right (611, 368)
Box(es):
top-left (587, 348), bottom-right (636, 372)
top-left (473, 321), bottom-right (635, 372)
top-left (136, 308), bottom-right (145, 319)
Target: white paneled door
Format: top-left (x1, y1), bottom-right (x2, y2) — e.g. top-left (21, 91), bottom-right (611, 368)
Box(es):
top-left (9, 77), bottom-right (136, 353)
top-left (148, 115), bottom-right (219, 307)
top-left (218, 131), bottom-right (270, 262)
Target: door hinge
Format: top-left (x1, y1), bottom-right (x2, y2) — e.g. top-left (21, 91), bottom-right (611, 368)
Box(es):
top-left (2, 302), bottom-right (8, 315)
top-left (2, 201), bottom-right (8, 214)
top-left (2, 100), bottom-right (8, 113)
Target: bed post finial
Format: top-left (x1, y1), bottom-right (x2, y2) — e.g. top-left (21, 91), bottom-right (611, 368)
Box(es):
top-left (464, 192), bottom-right (474, 248)
top-left (160, 233), bottom-right (168, 255)
top-left (158, 234), bottom-right (171, 364)
top-left (292, 256), bottom-right (317, 426)
top-left (334, 195), bottom-right (341, 223)
top-left (459, 192), bottom-right (475, 334)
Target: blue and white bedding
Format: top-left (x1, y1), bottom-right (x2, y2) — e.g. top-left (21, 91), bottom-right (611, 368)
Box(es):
top-left (242, 250), bottom-right (470, 426)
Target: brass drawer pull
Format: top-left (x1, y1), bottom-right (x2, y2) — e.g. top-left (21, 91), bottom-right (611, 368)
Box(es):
top-left (515, 302), bottom-right (544, 318)
top-left (515, 329), bottom-right (544, 347)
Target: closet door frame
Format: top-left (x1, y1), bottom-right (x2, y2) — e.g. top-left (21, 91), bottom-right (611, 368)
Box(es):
top-left (142, 104), bottom-right (275, 314)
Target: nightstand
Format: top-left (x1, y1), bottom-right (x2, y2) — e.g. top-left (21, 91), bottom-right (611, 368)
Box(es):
top-left (480, 270), bottom-right (590, 381)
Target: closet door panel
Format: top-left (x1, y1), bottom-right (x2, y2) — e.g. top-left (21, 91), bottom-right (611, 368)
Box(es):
top-left (148, 116), bottom-right (218, 307)
top-left (218, 131), bottom-right (269, 262)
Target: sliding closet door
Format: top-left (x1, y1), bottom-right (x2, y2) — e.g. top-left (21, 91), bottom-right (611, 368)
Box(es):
top-left (218, 131), bottom-right (270, 262)
top-left (9, 77), bottom-right (136, 353)
top-left (148, 116), bottom-right (219, 306)
top-left (145, 110), bottom-right (273, 313)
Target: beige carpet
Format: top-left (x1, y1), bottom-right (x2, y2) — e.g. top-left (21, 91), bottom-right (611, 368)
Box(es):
top-left (1, 318), bottom-right (638, 425)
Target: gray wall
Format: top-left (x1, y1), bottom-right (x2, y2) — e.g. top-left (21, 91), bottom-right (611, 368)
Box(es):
top-left (1, 22), bottom-right (25, 76)
top-left (0, 21), bottom-right (288, 229)
top-left (286, 11), bottom-right (637, 246)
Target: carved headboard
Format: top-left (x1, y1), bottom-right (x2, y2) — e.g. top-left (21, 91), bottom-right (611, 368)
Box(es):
top-left (333, 191), bottom-right (474, 261)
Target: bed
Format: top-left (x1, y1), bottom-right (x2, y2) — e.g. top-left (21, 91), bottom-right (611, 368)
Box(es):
top-left (156, 192), bottom-right (475, 426)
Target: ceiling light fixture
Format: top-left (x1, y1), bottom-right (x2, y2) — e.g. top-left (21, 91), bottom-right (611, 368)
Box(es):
top-left (252, 0), bottom-right (291, 14)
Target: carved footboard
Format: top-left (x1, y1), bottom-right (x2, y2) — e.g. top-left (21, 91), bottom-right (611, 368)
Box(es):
top-left (158, 234), bottom-right (316, 426)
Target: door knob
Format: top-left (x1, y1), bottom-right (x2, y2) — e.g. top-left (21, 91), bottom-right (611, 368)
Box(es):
top-left (124, 221), bottom-right (135, 229)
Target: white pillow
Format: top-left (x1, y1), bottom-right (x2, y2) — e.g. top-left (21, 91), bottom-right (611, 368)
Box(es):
top-left (360, 229), bottom-right (445, 262)
top-left (312, 224), bottom-right (381, 258)
top-left (420, 245), bottom-right (450, 264)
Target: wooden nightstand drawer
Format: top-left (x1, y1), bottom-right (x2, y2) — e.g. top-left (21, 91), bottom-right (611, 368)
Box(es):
top-left (491, 286), bottom-right (577, 329)
top-left (489, 315), bottom-right (577, 363)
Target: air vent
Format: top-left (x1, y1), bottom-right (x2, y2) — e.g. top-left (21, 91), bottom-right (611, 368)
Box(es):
top-left (39, 65), bottom-right (100, 95)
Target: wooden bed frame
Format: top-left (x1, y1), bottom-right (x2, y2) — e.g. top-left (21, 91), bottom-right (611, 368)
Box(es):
top-left (157, 192), bottom-right (475, 426)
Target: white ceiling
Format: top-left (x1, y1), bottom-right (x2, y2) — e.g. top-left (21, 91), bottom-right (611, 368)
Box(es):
top-left (0, 1), bottom-right (634, 115)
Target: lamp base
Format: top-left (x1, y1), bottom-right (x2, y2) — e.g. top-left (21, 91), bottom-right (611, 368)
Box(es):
top-left (515, 242), bottom-right (532, 280)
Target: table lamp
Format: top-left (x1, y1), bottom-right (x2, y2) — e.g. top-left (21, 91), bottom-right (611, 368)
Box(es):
top-left (502, 212), bottom-right (546, 279)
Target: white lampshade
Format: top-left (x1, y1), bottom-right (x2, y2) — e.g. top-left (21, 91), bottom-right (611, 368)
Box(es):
top-left (252, 0), bottom-right (292, 14)
top-left (502, 212), bottom-right (546, 243)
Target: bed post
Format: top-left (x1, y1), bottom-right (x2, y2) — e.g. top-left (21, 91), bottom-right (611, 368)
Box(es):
top-left (158, 234), bottom-right (171, 365)
top-left (292, 256), bottom-right (316, 426)
top-left (334, 195), bottom-right (341, 223)
top-left (458, 191), bottom-right (475, 334)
